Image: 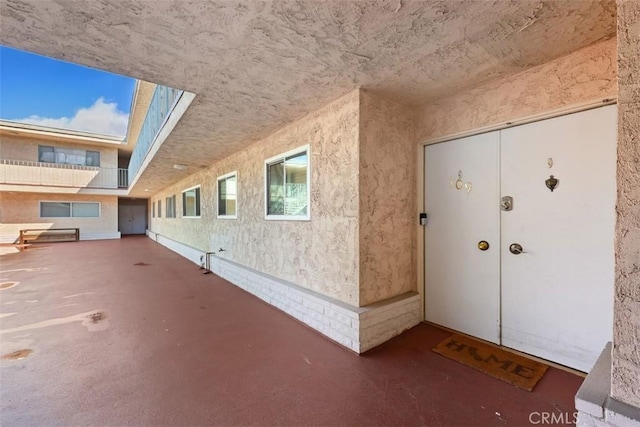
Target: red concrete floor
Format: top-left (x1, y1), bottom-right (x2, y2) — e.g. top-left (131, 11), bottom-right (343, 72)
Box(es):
top-left (0, 236), bottom-right (583, 426)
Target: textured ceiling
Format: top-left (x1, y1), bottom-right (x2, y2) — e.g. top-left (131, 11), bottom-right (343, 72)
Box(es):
top-left (0, 0), bottom-right (616, 196)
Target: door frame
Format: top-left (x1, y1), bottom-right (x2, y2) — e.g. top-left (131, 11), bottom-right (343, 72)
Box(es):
top-left (118, 198), bottom-right (149, 236)
top-left (417, 97), bottom-right (616, 321)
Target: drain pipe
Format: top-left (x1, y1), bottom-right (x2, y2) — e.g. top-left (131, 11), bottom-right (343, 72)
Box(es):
top-left (200, 252), bottom-right (215, 274)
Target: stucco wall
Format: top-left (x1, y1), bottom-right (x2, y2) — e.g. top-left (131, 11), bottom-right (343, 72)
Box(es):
top-left (611, 0), bottom-right (640, 409)
top-left (359, 91), bottom-right (416, 305)
top-left (415, 38), bottom-right (617, 142)
top-left (0, 135), bottom-right (118, 168)
top-left (149, 90), bottom-right (361, 305)
top-left (0, 192), bottom-right (119, 241)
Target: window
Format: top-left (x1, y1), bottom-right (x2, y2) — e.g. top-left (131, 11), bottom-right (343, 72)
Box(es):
top-left (158, 200), bottom-right (162, 218)
top-left (40, 202), bottom-right (100, 218)
top-left (217, 172), bottom-right (237, 219)
top-left (152, 201), bottom-right (156, 218)
top-left (38, 145), bottom-right (101, 167)
top-left (40, 202), bottom-right (70, 218)
top-left (86, 151), bottom-right (100, 167)
top-left (166, 195), bottom-right (176, 218)
top-left (182, 186), bottom-right (201, 218)
top-left (72, 202), bottom-right (100, 218)
top-left (265, 146), bottom-right (309, 220)
top-left (38, 146), bottom-right (55, 163)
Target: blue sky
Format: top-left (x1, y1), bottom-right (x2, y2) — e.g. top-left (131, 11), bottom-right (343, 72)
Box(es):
top-left (0, 46), bottom-right (136, 137)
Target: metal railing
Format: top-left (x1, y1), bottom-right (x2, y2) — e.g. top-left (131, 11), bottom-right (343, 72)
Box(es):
top-left (0, 159), bottom-right (120, 189)
top-left (118, 168), bottom-right (128, 188)
top-left (128, 85), bottom-right (184, 185)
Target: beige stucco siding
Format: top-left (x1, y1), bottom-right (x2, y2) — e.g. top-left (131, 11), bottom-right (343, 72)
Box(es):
top-left (359, 91), bottom-right (417, 305)
top-left (415, 38), bottom-right (617, 142)
top-left (612, 0), bottom-right (640, 409)
top-left (0, 192), bottom-right (119, 242)
top-left (148, 39), bottom-right (617, 309)
top-left (149, 90), bottom-right (361, 305)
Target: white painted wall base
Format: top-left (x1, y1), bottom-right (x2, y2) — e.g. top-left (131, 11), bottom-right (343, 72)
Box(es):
top-left (576, 343), bottom-right (640, 426)
top-left (0, 231), bottom-right (121, 243)
top-left (147, 230), bottom-right (202, 265)
top-left (80, 231), bottom-right (121, 240)
top-left (147, 231), bottom-right (421, 353)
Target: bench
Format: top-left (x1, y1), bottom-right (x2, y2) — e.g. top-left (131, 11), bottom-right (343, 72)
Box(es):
top-left (19, 228), bottom-right (80, 245)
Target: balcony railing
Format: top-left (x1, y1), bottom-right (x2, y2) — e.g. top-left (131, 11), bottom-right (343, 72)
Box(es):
top-left (128, 85), bottom-right (184, 184)
top-left (118, 168), bottom-right (128, 188)
top-left (0, 159), bottom-right (124, 189)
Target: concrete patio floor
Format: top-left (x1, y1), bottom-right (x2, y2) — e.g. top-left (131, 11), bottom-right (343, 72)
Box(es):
top-left (0, 236), bottom-right (583, 426)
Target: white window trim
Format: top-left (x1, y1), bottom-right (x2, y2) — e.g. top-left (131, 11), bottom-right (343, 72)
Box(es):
top-left (182, 184), bottom-right (202, 218)
top-left (217, 170), bottom-right (238, 219)
top-left (264, 144), bottom-right (311, 221)
top-left (39, 201), bottom-right (101, 219)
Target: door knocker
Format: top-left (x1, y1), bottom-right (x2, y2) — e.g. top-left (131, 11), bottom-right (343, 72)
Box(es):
top-left (545, 175), bottom-right (559, 192)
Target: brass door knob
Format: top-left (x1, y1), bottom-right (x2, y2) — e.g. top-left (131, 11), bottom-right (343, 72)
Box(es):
top-left (478, 241), bottom-right (489, 251)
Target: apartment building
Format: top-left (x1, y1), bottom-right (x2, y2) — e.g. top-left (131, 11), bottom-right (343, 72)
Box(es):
top-left (0, 122), bottom-right (126, 241)
top-left (0, 81), bottom-right (156, 242)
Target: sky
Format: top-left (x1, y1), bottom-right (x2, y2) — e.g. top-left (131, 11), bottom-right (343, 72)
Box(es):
top-left (0, 46), bottom-right (136, 137)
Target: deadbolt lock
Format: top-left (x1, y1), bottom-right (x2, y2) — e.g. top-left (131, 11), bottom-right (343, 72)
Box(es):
top-left (501, 196), bottom-right (513, 211)
top-left (478, 241), bottom-right (490, 251)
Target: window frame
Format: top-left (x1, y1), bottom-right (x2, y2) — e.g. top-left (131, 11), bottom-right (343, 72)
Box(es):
top-left (264, 145), bottom-right (310, 221)
top-left (152, 201), bottom-right (156, 218)
top-left (157, 199), bottom-right (162, 218)
top-left (38, 145), bottom-right (55, 163)
top-left (217, 171), bottom-right (238, 220)
top-left (39, 201), bottom-right (101, 218)
top-left (38, 145), bottom-right (101, 167)
top-left (165, 195), bottom-right (176, 218)
top-left (85, 150), bottom-right (100, 167)
top-left (182, 185), bottom-right (202, 218)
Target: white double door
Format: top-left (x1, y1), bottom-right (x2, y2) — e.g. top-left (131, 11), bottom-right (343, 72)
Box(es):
top-left (118, 204), bottom-right (147, 235)
top-left (424, 105), bottom-right (616, 372)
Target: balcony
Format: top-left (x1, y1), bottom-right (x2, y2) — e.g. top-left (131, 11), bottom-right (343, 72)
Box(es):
top-left (128, 85), bottom-right (184, 184)
top-left (0, 159), bottom-right (127, 189)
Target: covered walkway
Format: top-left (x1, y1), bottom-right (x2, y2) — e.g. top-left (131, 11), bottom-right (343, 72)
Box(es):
top-left (1, 237), bottom-right (582, 426)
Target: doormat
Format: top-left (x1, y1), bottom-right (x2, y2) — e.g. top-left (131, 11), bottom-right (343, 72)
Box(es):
top-left (433, 334), bottom-right (549, 391)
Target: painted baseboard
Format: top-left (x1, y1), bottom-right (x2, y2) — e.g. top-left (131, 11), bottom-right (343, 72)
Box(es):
top-left (80, 232), bottom-right (121, 241)
top-left (147, 231), bottom-right (421, 353)
top-left (147, 230), bottom-right (203, 265)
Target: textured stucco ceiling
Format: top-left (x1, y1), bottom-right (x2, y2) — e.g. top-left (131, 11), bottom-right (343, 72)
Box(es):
top-left (0, 0), bottom-right (616, 196)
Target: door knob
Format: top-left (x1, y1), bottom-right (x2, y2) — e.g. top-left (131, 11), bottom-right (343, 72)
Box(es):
top-left (478, 241), bottom-right (490, 251)
top-left (509, 243), bottom-right (525, 255)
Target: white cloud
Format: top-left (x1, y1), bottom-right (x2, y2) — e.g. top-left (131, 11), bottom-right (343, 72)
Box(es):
top-left (13, 97), bottom-right (130, 137)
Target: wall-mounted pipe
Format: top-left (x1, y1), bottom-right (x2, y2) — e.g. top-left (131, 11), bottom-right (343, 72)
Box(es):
top-left (200, 252), bottom-right (215, 274)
